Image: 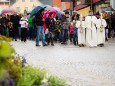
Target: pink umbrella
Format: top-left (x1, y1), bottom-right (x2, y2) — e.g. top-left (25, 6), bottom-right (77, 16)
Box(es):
top-left (43, 9), bottom-right (56, 32)
top-left (43, 9), bottom-right (56, 19)
top-left (2, 8), bottom-right (15, 14)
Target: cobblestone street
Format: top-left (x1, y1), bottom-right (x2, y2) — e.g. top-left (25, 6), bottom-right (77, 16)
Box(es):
top-left (11, 39), bottom-right (115, 86)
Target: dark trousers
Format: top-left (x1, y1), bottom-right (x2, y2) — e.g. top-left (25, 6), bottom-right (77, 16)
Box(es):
top-left (21, 28), bottom-right (27, 42)
top-left (9, 31), bottom-right (14, 38)
top-left (13, 25), bottom-right (19, 40)
top-left (0, 28), bottom-right (3, 35)
top-left (69, 34), bottom-right (74, 42)
top-left (29, 27), bottom-right (34, 40)
top-left (108, 28), bottom-right (112, 38)
top-left (47, 32), bottom-right (54, 45)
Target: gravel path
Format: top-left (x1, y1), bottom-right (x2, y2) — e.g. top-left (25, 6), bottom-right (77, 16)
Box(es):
top-left (11, 39), bottom-right (115, 86)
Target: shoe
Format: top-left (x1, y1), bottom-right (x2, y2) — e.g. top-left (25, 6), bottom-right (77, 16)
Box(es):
top-left (105, 38), bottom-right (108, 41)
top-left (100, 44), bottom-right (104, 47)
top-left (82, 44), bottom-right (85, 47)
top-left (79, 44), bottom-right (82, 47)
top-left (43, 44), bottom-right (47, 47)
top-left (36, 44), bottom-right (41, 46)
top-left (51, 44), bottom-right (54, 46)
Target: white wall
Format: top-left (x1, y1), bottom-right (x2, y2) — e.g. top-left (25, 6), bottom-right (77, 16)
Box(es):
top-left (111, 0), bottom-right (115, 9)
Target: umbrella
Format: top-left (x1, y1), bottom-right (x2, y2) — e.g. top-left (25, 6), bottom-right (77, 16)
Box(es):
top-left (53, 7), bottom-right (64, 14)
top-left (43, 9), bottom-right (56, 19)
top-left (1, 8), bottom-right (15, 14)
top-left (30, 5), bottom-right (46, 16)
top-left (40, 4), bottom-right (46, 8)
top-left (105, 6), bottom-right (115, 12)
top-left (45, 5), bottom-right (54, 10)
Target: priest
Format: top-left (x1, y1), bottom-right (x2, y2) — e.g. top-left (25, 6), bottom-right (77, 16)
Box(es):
top-left (85, 10), bottom-right (98, 47)
top-left (96, 13), bottom-right (107, 47)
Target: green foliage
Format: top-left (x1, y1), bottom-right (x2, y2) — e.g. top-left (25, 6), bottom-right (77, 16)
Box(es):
top-left (0, 36), bottom-right (12, 42)
top-left (0, 41), bottom-right (14, 74)
top-left (17, 66), bottom-right (47, 86)
top-left (0, 40), bottom-right (22, 85)
top-left (48, 76), bottom-right (67, 86)
top-left (7, 57), bottom-right (22, 82)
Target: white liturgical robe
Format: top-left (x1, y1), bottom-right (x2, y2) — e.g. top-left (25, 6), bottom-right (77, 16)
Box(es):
top-left (76, 21), bottom-right (86, 45)
top-left (96, 18), bottom-right (107, 45)
top-left (85, 15), bottom-right (98, 47)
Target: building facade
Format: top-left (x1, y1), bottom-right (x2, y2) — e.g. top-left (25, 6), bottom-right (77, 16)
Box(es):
top-left (110, 0), bottom-right (115, 9)
top-left (74, 0), bottom-right (111, 16)
top-left (10, 0), bottom-right (43, 13)
top-left (53, 0), bottom-right (70, 11)
top-left (0, 0), bottom-right (10, 8)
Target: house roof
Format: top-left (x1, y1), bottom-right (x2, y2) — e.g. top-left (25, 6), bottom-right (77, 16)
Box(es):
top-left (74, 4), bottom-right (88, 11)
top-left (74, 0), bottom-right (101, 11)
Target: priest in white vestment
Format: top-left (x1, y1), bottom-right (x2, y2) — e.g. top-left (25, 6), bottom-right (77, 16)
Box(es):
top-left (96, 13), bottom-right (107, 47)
top-left (76, 15), bottom-right (86, 47)
top-left (85, 10), bottom-right (98, 47)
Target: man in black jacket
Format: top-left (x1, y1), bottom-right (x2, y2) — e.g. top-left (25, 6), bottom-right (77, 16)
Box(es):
top-left (34, 9), bottom-right (47, 46)
top-left (10, 12), bottom-right (20, 41)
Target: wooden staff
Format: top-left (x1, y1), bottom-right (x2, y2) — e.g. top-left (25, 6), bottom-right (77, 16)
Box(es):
top-left (91, 0), bottom-right (93, 40)
top-left (100, 13), bottom-right (103, 32)
top-left (80, 14), bottom-right (83, 33)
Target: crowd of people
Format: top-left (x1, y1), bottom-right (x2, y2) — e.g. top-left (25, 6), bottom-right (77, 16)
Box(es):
top-left (0, 9), bottom-right (115, 47)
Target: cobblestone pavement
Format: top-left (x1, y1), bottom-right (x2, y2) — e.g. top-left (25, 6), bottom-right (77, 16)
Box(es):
top-left (11, 39), bottom-right (115, 86)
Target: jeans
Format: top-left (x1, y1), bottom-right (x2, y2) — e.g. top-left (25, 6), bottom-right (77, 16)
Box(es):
top-left (36, 26), bottom-right (46, 45)
top-left (62, 29), bottom-right (68, 42)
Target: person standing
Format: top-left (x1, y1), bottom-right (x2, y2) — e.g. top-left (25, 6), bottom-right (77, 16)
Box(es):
top-left (45, 13), bottom-right (55, 46)
top-left (10, 12), bottom-right (20, 41)
top-left (61, 12), bottom-right (70, 44)
top-left (96, 13), bottom-right (107, 47)
top-left (76, 15), bottom-right (86, 47)
top-left (111, 13), bottom-right (115, 38)
top-left (69, 22), bottom-right (74, 43)
top-left (1, 14), bottom-right (7, 36)
top-left (85, 10), bottom-right (98, 47)
top-left (19, 15), bottom-right (28, 42)
top-left (28, 15), bottom-right (34, 40)
top-left (34, 9), bottom-right (47, 46)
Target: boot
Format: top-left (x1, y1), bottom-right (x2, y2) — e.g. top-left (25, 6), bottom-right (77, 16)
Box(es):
top-left (51, 38), bottom-right (54, 46)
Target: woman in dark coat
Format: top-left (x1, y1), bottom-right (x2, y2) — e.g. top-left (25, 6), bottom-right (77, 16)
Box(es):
top-left (45, 12), bottom-right (55, 46)
top-left (10, 13), bottom-right (20, 41)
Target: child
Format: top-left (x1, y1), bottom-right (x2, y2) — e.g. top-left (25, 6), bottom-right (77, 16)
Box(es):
top-left (54, 20), bottom-right (61, 41)
top-left (73, 23), bottom-right (78, 45)
top-left (19, 15), bottom-right (28, 42)
top-left (69, 22), bottom-right (74, 43)
top-left (76, 15), bottom-right (86, 47)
